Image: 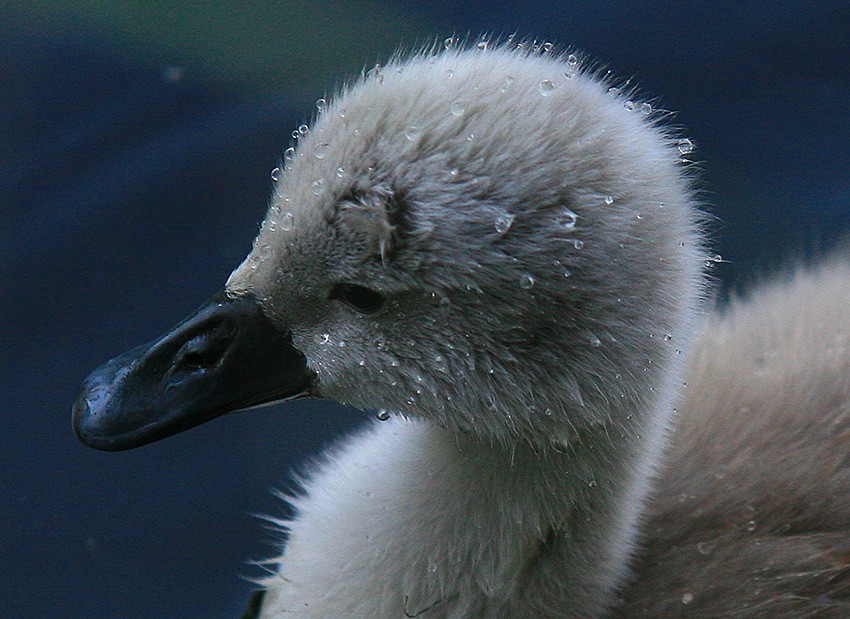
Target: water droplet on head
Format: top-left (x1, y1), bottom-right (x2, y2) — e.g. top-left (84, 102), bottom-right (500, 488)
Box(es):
top-left (450, 101), bottom-right (465, 116)
top-left (587, 479), bottom-right (597, 488)
top-left (640, 102), bottom-right (652, 115)
top-left (677, 138), bottom-right (694, 155)
top-left (335, 166), bottom-right (346, 178)
top-left (604, 195), bottom-right (614, 205)
top-left (519, 274), bottom-right (535, 289)
top-left (428, 562), bottom-right (438, 573)
top-left (607, 86), bottom-right (620, 96)
top-left (663, 333), bottom-right (672, 341)
top-left (315, 98), bottom-right (327, 113)
top-left (495, 213), bottom-right (514, 235)
top-left (539, 79), bottom-right (555, 95)
top-left (405, 126), bottom-right (419, 141)
top-left (283, 147), bottom-right (296, 163)
top-left (573, 239), bottom-right (585, 250)
top-left (696, 541), bottom-right (715, 555)
top-left (319, 333), bottom-right (330, 345)
top-left (476, 38), bottom-right (489, 51)
top-left (557, 208), bottom-right (577, 230)
top-left (291, 130), bottom-right (301, 140)
top-left (270, 167), bottom-right (281, 181)
top-left (682, 593), bottom-right (694, 605)
top-left (551, 440), bottom-right (569, 454)
top-left (298, 124), bottom-right (309, 137)
top-left (541, 42), bottom-right (553, 53)
top-left (567, 53), bottom-right (579, 66)
top-left (376, 409), bottom-right (390, 421)
top-left (280, 212), bottom-right (294, 231)
top-left (314, 143), bottom-right (329, 159)
top-left (367, 63), bottom-right (383, 82)
top-left (311, 179), bottom-right (326, 195)
top-left (443, 36), bottom-right (455, 49)
top-left (624, 100), bottom-right (635, 111)
top-left (449, 168), bottom-right (459, 178)
top-left (445, 68), bottom-right (454, 79)
top-left (589, 334), bottom-right (602, 347)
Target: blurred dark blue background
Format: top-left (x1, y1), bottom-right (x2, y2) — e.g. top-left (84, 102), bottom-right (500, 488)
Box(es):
top-left (3, 2), bottom-right (849, 617)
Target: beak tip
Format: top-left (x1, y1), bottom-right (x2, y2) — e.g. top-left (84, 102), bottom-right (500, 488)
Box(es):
top-left (71, 380), bottom-right (121, 450)
top-left (71, 394), bottom-right (89, 443)
top-left (71, 353), bottom-right (155, 451)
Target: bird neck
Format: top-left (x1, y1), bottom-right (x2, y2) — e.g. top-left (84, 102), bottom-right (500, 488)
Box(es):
top-left (266, 414), bottom-right (661, 616)
top-left (384, 417), bottom-right (654, 615)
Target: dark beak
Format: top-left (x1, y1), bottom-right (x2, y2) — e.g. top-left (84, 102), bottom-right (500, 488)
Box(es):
top-left (72, 291), bottom-right (313, 451)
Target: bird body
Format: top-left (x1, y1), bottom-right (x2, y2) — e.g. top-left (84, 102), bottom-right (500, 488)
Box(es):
top-left (614, 258), bottom-right (850, 617)
top-left (72, 43), bottom-right (850, 618)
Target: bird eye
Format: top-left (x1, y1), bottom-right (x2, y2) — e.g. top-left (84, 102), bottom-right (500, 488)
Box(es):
top-left (329, 283), bottom-right (386, 314)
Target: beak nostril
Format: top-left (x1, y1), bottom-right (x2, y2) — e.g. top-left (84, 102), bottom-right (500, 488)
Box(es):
top-left (180, 350), bottom-right (209, 370)
top-left (173, 328), bottom-right (232, 373)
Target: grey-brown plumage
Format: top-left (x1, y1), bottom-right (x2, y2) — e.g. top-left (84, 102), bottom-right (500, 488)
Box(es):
top-left (614, 259), bottom-right (850, 617)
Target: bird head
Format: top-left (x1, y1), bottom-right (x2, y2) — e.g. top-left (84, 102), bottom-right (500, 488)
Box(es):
top-left (73, 46), bottom-right (704, 451)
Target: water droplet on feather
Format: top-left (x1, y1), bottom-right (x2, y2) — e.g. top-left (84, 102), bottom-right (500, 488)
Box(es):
top-left (557, 209), bottom-right (577, 229)
top-left (495, 214), bottom-right (514, 235)
top-left (280, 212), bottom-right (294, 231)
top-left (539, 79), bottom-right (555, 95)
